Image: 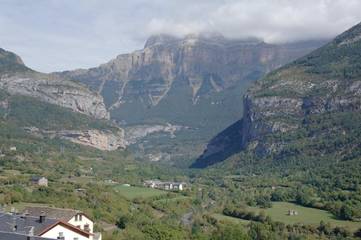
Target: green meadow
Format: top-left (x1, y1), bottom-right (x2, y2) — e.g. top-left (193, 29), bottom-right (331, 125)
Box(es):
top-left (113, 185), bottom-right (167, 199)
top-left (212, 213), bottom-right (250, 225)
top-left (249, 202), bottom-right (361, 231)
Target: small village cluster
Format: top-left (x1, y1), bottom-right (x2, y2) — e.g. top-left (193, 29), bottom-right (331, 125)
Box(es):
top-left (143, 180), bottom-right (187, 191)
top-left (0, 206), bottom-right (101, 240)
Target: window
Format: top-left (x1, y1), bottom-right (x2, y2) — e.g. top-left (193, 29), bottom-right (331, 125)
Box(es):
top-left (84, 224), bottom-right (90, 232)
top-left (75, 215), bottom-right (78, 221)
top-left (57, 232), bottom-right (64, 240)
top-left (79, 214), bottom-right (82, 221)
top-left (73, 238), bottom-right (78, 240)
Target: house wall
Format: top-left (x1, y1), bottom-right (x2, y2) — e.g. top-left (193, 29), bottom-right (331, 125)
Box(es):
top-left (40, 224), bottom-right (90, 240)
top-left (68, 214), bottom-right (94, 233)
top-left (38, 178), bottom-right (48, 186)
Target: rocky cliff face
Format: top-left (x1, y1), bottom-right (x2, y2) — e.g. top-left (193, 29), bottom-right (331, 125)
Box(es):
top-left (25, 127), bottom-right (126, 151)
top-left (242, 23), bottom-right (361, 153)
top-left (58, 34), bottom-right (325, 112)
top-left (56, 34), bottom-right (325, 162)
top-left (0, 48), bottom-right (109, 119)
top-left (194, 22), bottom-right (361, 168)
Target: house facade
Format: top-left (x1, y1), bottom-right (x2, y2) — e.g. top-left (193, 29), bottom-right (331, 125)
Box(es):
top-left (68, 213), bottom-right (94, 234)
top-left (39, 221), bottom-right (91, 240)
top-left (24, 207), bottom-right (101, 240)
top-left (23, 206), bottom-right (101, 240)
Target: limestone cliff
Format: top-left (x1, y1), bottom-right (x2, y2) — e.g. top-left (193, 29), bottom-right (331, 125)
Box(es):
top-left (25, 127), bottom-right (126, 151)
top-left (194, 22), bottom-right (361, 168)
top-left (56, 34), bottom-right (325, 162)
top-left (57, 34), bottom-right (325, 123)
top-left (0, 48), bottom-right (109, 119)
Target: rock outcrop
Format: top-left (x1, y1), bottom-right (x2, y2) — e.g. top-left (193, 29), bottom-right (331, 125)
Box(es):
top-left (124, 123), bottom-right (183, 145)
top-left (57, 34), bottom-right (325, 121)
top-left (25, 127), bottom-right (126, 151)
top-left (194, 22), bottom-right (361, 168)
top-left (0, 48), bottom-right (109, 119)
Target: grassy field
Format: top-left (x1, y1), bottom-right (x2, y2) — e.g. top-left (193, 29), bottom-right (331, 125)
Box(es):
top-left (6, 202), bottom-right (50, 212)
top-left (249, 202), bottom-right (361, 231)
top-left (212, 213), bottom-right (250, 225)
top-left (113, 185), bottom-right (167, 199)
top-left (153, 196), bottom-right (191, 203)
top-left (60, 176), bottom-right (95, 184)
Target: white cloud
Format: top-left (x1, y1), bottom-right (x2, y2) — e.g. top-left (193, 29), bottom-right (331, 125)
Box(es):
top-left (0, 0), bottom-right (360, 72)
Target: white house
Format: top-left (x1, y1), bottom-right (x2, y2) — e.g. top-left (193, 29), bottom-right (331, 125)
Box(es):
top-left (68, 213), bottom-right (94, 234)
top-left (39, 221), bottom-right (92, 240)
top-left (0, 211), bottom-right (94, 240)
top-left (23, 207), bottom-right (101, 240)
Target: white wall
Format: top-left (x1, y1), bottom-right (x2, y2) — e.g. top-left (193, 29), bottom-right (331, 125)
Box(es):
top-left (40, 224), bottom-right (90, 240)
top-left (68, 214), bottom-right (94, 233)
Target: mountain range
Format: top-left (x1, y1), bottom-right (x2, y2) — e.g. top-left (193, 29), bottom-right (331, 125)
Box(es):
top-left (54, 34), bottom-right (325, 163)
top-left (0, 48), bottom-right (126, 151)
top-left (193, 22), bottom-right (361, 169)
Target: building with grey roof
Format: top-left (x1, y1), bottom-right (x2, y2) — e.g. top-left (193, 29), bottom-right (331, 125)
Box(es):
top-left (0, 212), bottom-right (57, 236)
top-left (0, 231), bottom-right (54, 240)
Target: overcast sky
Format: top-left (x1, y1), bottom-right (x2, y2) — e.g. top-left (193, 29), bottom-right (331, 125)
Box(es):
top-left (1, 0), bottom-right (361, 72)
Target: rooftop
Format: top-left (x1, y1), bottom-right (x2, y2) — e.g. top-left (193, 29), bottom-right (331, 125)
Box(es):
top-left (0, 212), bottom-right (57, 236)
top-left (0, 231), bottom-right (54, 240)
top-left (22, 207), bottom-right (80, 222)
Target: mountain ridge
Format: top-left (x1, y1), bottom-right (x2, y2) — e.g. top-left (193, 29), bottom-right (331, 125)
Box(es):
top-left (55, 34), bottom-right (326, 163)
top-left (193, 22), bottom-right (361, 168)
top-left (0, 48), bottom-right (109, 119)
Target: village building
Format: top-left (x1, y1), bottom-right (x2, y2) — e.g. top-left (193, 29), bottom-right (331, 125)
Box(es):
top-left (144, 180), bottom-right (186, 191)
top-left (288, 209), bottom-right (299, 216)
top-left (0, 231), bottom-right (54, 240)
top-left (31, 176), bottom-right (48, 187)
top-left (23, 207), bottom-right (99, 238)
top-left (0, 206), bottom-right (104, 240)
top-left (0, 209), bottom-right (96, 240)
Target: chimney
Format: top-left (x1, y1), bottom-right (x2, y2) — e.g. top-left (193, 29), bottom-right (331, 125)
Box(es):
top-left (12, 216), bottom-right (17, 232)
top-left (39, 211), bottom-right (46, 223)
top-left (28, 226), bottom-right (34, 236)
top-left (22, 210), bottom-right (29, 219)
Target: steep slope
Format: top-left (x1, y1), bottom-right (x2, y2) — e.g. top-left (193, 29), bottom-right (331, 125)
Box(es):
top-left (0, 48), bottom-right (109, 119)
top-left (58, 34), bottom-right (324, 126)
top-left (0, 48), bottom-right (126, 151)
top-left (194, 22), bottom-right (361, 168)
top-left (57, 34), bottom-right (325, 163)
top-left (0, 89), bottom-right (125, 151)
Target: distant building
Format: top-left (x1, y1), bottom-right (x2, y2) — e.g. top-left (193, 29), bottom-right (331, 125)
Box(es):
top-left (173, 182), bottom-right (185, 191)
top-left (144, 180), bottom-right (186, 191)
top-left (144, 180), bottom-right (162, 189)
top-left (288, 209), bottom-right (298, 216)
top-left (9, 146), bottom-right (16, 151)
top-left (104, 179), bottom-right (118, 185)
top-left (31, 177), bottom-right (48, 187)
